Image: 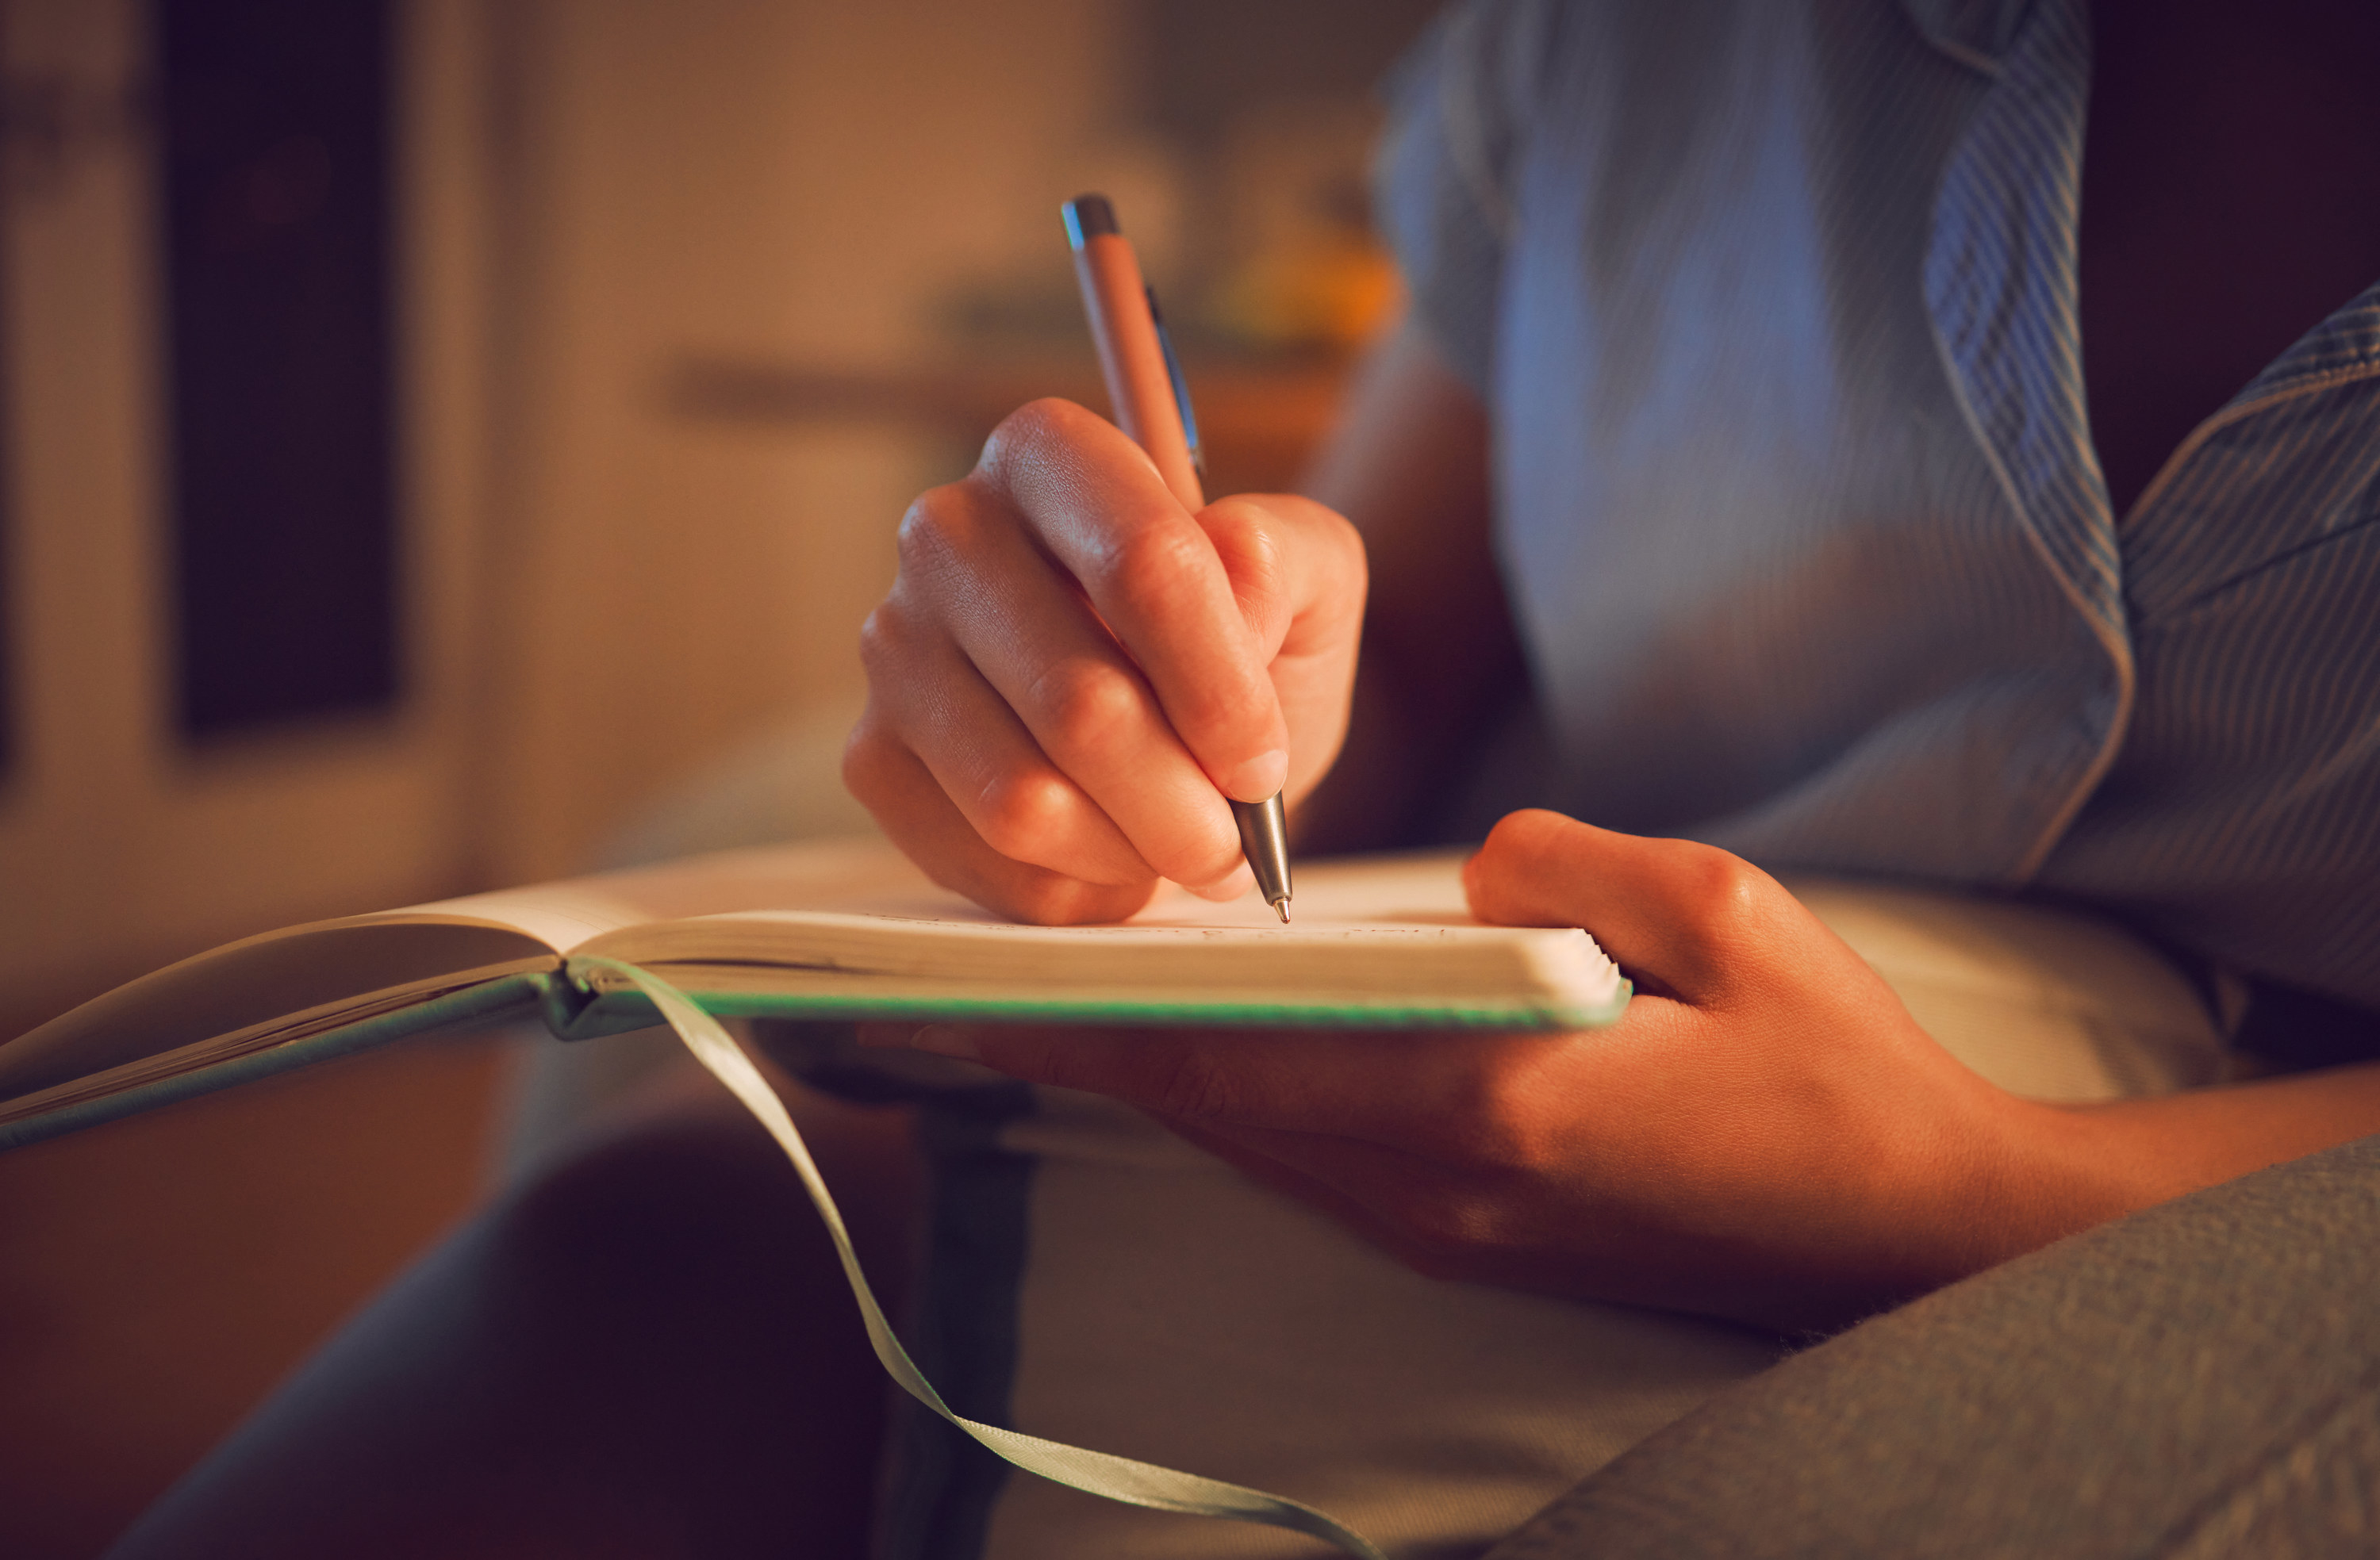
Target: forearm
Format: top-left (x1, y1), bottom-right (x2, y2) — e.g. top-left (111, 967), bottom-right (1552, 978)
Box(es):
top-left (1289, 323), bottom-right (1523, 854)
top-left (1953, 1060), bottom-right (2380, 1289)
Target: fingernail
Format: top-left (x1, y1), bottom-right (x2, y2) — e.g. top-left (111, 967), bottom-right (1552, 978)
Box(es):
top-left (1219, 748), bottom-right (1288, 803)
top-left (908, 1025), bottom-right (980, 1060)
top-left (1186, 862), bottom-right (1255, 902)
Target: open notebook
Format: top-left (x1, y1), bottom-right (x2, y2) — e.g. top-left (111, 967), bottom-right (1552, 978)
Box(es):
top-left (0, 839), bottom-right (1627, 1151)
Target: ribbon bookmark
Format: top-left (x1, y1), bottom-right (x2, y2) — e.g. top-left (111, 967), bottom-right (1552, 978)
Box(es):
top-left (568, 956), bottom-right (1385, 1560)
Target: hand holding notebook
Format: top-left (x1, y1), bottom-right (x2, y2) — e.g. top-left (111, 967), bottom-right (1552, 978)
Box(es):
top-left (870, 808), bottom-right (2051, 1335)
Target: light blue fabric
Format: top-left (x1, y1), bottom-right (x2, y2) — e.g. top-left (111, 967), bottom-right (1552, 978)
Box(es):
top-left (1376, 0), bottom-right (2380, 1011)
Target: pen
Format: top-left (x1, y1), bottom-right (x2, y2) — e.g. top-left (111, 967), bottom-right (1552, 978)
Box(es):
top-left (1063, 193), bottom-right (1294, 923)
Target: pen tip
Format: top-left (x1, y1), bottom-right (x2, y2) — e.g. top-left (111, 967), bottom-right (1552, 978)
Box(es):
top-left (1274, 900), bottom-right (1291, 924)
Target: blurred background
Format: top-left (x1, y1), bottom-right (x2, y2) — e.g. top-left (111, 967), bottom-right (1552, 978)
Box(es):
top-left (0, 0), bottom-right (1434, 1551)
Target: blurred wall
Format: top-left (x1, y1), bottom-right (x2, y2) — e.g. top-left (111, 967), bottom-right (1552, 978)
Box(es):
top-left (0, 0), bottom-right (486, 1025)
top-left (0, 7), bottom-right (1430, 1550)
top-left (0, 0), bottom-right (1142, 1020)
top-left (0, 0), bottom-right (1433, 1029)
top-left (472, 0), bottom-right (1133, 888)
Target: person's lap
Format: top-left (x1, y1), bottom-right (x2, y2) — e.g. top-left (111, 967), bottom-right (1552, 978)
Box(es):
top-left (108, 880), bottom-right (2248, 1558)
top-left (862, 879), bottom-right (2236, 1558)
top-left (105, 1077), bottom-right (919, 1560)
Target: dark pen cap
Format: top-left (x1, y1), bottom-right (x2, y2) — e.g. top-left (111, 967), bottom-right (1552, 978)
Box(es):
top-left (1063, 194), bottom-right (1119, 249)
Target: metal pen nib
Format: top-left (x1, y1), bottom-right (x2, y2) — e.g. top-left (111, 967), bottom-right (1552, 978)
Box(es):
top-left (1231, 794), bottom-right (1293, 923)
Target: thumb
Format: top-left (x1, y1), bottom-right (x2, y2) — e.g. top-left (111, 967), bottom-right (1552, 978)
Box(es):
top-left (1462, 809), bottom-right (1787, 1000)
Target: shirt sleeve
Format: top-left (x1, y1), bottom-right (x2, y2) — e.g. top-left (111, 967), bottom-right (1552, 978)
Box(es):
top-left (1372, 0), bottom-right (1547, 404)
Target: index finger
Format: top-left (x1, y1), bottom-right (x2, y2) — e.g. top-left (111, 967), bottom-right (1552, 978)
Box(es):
top-left (977, 400), bottom-right (1288, 803)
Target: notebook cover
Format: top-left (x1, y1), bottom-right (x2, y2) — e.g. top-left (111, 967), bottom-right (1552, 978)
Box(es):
top-left (0, 974), bottom-right (551, 1154)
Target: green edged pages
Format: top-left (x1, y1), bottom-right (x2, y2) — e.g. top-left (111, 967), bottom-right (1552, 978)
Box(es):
top-left (0, 839), bottom-right (1629, 1152)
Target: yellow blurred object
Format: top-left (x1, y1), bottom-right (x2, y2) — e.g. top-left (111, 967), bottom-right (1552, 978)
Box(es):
top-left (1208, 236), bottom-right (1406, 352)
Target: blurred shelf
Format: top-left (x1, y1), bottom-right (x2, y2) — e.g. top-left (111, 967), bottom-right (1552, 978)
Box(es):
top-left (662, 352), bottom-right (1359, 496)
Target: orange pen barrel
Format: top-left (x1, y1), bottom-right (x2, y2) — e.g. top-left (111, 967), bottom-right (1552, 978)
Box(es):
top-left (1064, 195), bottom-right (1207, 512)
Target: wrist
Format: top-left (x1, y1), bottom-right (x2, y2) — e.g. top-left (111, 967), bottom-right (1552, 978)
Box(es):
top-left (1928, 1092), bottom-right (2151, 1284)
top-left (1720, 1090), bottom-right (2128, 1333)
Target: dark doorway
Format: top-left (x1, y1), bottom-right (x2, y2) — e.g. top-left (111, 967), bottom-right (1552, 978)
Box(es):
top-left (156, 0), bottom-right (397, 740)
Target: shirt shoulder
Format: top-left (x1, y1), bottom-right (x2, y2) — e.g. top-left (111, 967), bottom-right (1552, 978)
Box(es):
top-left (1372, 0), bottom-right (1568, 399)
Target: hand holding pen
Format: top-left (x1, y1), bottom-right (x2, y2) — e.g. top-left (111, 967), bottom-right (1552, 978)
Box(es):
top-left (842, 196), bottom-right (1368, 926)
top-left (1063, 194), bottom-right (1295, 919)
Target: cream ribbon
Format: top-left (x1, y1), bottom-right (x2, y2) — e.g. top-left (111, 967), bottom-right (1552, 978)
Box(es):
top-left (570, 956), bottom-right (1385, 1560)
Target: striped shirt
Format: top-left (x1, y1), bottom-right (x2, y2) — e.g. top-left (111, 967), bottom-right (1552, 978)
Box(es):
top-left (1377, 0), bottom-right (2380, 1017)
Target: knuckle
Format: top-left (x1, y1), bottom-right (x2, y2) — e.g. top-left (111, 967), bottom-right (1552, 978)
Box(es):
top-left (973, 769), bottom-right (1077, 861)
top-left (838, 722), bottom-right (897, 803)
top-left (1031, 660), bottom-right (1148, 762)
top-left (1193, 508), bottom-right (1292, 642)
top-left (1154, 677), bottom-right (1246, 757)
top-left (983, 397), bottom-right (1094, 471)
top-left (1198, 496), bottom-right (1280, 570)
top-left (894, 483), bottom-right (977, 571)
top-left (1677, 845), bottom-right (1769, 935)
top-left (1205, 495), bottom-right (1365, 615)
top-left (855, 599), bottom-right (909, 672)
top-left (1096, 520), bottom-right (1211, 619)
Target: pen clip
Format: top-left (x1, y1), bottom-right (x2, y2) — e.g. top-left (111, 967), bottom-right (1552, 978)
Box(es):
top-left (1145, 285), bottom-right (1205, 485)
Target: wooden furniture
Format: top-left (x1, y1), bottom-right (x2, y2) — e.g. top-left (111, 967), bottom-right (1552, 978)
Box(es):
top-left (663, 350), bottom-right (1358, 498)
